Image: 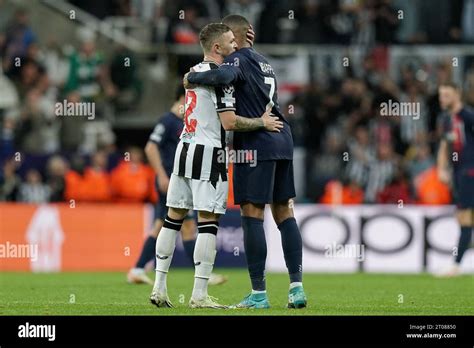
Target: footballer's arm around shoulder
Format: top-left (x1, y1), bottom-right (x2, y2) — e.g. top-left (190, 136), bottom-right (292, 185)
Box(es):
top-left (188, 64), bottom-right (239, 86)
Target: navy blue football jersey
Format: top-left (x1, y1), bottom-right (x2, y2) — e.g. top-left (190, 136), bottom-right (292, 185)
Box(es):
top-left (443, 106), bottom-right (474, 171)
top-left (188, 47), bottom-right (293, 160)
top-left (149, 112), bottom-right (184, 176)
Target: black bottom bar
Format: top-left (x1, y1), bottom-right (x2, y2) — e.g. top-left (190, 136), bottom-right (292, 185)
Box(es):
top-left (0, 315), bottom-right (472, 346)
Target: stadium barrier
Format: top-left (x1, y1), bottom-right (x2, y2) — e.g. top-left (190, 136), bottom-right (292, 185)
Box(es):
top-left (265, 205), bottom-right (473, 274)
top-left (0, 203), bottom-right (472, 273)
top-left (0, 203), bottom-right (245, 271)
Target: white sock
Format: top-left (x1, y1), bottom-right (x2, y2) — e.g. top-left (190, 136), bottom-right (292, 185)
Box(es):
top-left (290, 282), bottom-right (303, 290)
top-left (154, 271), bottom-right (168, 295)
top-left (251, 290), bottom-right (267, 294)
top-left (191, 231), bottom-right (217, 300)
top-left (153, 226), bottom-right (178, 293)
top-left (192, 277), bottom-right (209, 300)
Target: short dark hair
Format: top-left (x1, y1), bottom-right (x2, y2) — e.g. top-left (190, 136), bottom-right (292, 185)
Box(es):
top-left (221, 14), bottom-right (250, 38)
top-left (439, 81), bottom-right (461, 92)
top-left (175, 85), bottom-right (185, 101)
top-left (199, 23), bottom-right (231, 52)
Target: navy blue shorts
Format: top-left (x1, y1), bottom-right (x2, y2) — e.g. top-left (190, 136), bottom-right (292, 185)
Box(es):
top-left (453, 168), bottom-right (474, 209)
top-left (233, 160), bottom-right (296, 205)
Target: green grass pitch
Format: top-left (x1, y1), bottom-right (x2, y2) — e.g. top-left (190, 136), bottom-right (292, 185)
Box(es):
top-left (1, 270), bottom-right (473, 315)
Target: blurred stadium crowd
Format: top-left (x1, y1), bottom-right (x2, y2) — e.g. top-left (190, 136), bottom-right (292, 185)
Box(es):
top-left (0, 0), bottom-right (474, 204)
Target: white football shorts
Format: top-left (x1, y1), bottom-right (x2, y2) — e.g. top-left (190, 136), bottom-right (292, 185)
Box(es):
top-left (166, 174), bottom-right (228, 215)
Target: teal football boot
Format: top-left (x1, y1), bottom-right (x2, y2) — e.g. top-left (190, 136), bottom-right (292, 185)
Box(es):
top-left (232, 292), bottom-right (270, 309)
top-left (288, 286), bottom-right (307, 309)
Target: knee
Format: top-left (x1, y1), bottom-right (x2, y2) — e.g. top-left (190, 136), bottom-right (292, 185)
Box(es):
top-left (168, 207), bottom-right (188, 220)
top-left (241, 203), bottom-right (265, 219)
top-left (271, 201), bottom-right (294, 225)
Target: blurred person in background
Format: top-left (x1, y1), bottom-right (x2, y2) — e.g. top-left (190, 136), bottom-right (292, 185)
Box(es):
top-left (63, 27), bottom-right (116, 103)
top-left (165, 2), bottom-right (203, 77)
top-left (311, 127), bottom-right (347, 200)
top-left (63, 154), bottom-right (86, 202)
top-left (0, 116), bottom-right (16, 163)
top-left (0, 157), bottom-right (21, 201)
top-left (414, 166), bottom-right (451, 205)
top-left (14, 87), bottom-right (58, 155)
top-left (376, 165), bottom-right (413, 204)
top-left (46, 155), bottom-right (68, 202)
top-left (345, 124), bottom-right (375, 189)
top-left (80, 150), bottom-right (112, 202)
top-left (17, 168), bottom-right (50, 203)
top-left (437, 82), bottom-right (474, 276)
top-left (406, 139), bottom-right (435, 180)
top-left (110, 146), bottom-right (156, 203)
top-left (365, 142), bottom-right (398, 203)
top-left (109, 45), bottom-right (142, 112)
top-left (320, 175), bottom-right (364, 205)
top-left (1, 8), bottom-right (36, 76)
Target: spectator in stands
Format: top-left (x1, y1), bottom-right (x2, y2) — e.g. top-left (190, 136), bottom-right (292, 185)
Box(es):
top-left (63, 27), bottom-right (116, 103)
top-left (46, 155), bottom-right (68, 202)
top-left (2, 8), bottom-right (36, 76)
top-left (414, 166), bottom-right (452, 205)
top-left (0, 157), bottom-right (21, 201)
top-left (14, 88), bottom-right (58, 155)
top-left (165, 3), bottom-right (200, 45)
top-left (17, 168), bottom-right (50, 203)
top-left (293, 0), bottom-right (324, 44)
top-left (0, 116), bottom-right (16, 163)
top-left (376, 166), bottom-right (412, 204)
top-left (373, 0), bottom-right (400, 44)
top-left (320, 177), bottom-right (365, 205)
top-left (418, 0), bottom-right (461, 43)
top-left (110, 146), bottom-right (156, 203)
top-left (311, 128), bottom-right (347, 200)
top-left (365, 142), bottom-right (398, 202)
top-left (58, 91), bottom-right (86, 152)
top-left (406, 141), bottom-right (435, 180)
top-left (81, 150), bottom-right (112, 202)
top-left (109, 45), bottom-right (142, 111)
top-left (345, 125), bottom-right (375, 187)
top-left (393, 0), bottom-right (424, 44)
top-left (64, 154), bottom-right (86, 202)
top-left (11, 57), bottom-right (47, 100)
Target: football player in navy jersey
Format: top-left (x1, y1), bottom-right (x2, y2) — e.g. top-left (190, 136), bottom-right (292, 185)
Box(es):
top-left (185, 15), bottom-right (307, 309)
top-left (437, 82), bottom-right (474, 276)
top-left (127, 87), bottom-right (227, 286)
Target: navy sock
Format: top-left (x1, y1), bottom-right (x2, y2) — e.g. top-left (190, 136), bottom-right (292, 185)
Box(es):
top-left (182, 239), bottom-right (196, 265)
top-left (278, 217), bottom-right (303, 283)
top-left (455, 226), bottom-right (473, 264)
top-left (241, 216), bottom-right (267, 291)
top-left (135, 236), bottom-right (156, 268)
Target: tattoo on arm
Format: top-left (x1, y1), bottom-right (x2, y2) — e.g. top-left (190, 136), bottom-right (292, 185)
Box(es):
top-left (234, 116), bottom-right (264, 131)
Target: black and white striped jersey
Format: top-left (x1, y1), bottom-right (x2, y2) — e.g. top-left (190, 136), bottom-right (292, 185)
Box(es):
top-left (172, 61), bottom-right (235, 184)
